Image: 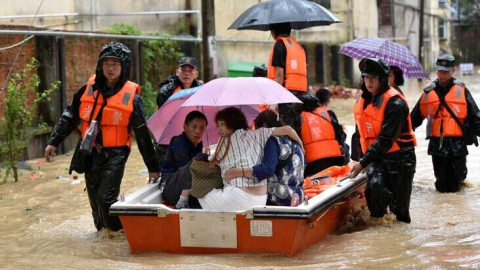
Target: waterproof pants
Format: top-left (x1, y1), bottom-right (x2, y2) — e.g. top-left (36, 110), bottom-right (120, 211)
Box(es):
top-left (279, 90), bottom-right (304, 135)
top-left (365, 149), bottom-right (416, 223)
top-left (162, 161), bottom-right (200, 208)
top-left (85, 147), bottom-right (129, 231)
top-left (432, 154), bottom-right (467, 193)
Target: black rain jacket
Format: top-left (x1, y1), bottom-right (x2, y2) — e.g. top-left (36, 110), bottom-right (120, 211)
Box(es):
top-left (410, 78), bottom-right (480, 157)
top-left (47, 41), bottom-right (159, 173)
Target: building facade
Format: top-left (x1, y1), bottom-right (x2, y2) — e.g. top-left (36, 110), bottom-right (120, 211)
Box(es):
top-left (378, 0), bottom-right (453, 72)
top-left (214, 0), bottom-right (378, 88)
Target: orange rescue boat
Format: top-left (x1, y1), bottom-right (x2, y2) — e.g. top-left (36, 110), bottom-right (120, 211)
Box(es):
top-left (110, 166), bottom-right (367, 256)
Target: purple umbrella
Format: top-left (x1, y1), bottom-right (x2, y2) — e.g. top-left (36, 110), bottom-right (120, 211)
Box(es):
top-left (147, 86), bottom-right (260, 145)
top-left (181, 77), bottom-right (302, 107)
top-left (339, 36), bottom-right (430, 79)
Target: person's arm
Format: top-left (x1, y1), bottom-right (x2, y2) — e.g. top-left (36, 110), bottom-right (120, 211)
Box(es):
top-left (328, 110), bottom-right (347, 144)
top-left (156, 79), bottom-right (176, 109)
top-left (465, 88), bottom-right (480, 136)
top-left (45, 85), bottom-right (86, 161)
top-left (172, 142), bottom-right (195, 168)
top-left (271, 41), bottom-right (286, 86)
top-left (274, 67), bottom-right (284, 85)
top-left (271, 126), bottom-right (303, 151)
top-left (410, 96), bottom-right (425, 131)
top-left (130, 94), bottom-right (161, 177)
top-left (359, 97), bottom-right (408, 168)
top-left (224, 138), bottom-right (280, 182)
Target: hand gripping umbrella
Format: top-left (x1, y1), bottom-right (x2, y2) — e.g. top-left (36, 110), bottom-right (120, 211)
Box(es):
top-left (228, 0), bottom-right (341, 31)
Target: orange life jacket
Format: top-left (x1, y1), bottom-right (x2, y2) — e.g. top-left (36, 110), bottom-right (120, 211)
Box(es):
top-left (267, 37), bottom-right (307, 92)
top-left (300, 107), bottom-right (342, 163)
top-left (172, 85), bottom-right (182, 94)
top-left (354, 87), bottom-right (417, 154)
top-left (78, 76), bottom-right (140, 148)
top-left (419, 84), bottom-right (467, 137)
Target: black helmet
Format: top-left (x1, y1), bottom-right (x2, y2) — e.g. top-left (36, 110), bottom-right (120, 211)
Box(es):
top-left (359, 58), bottom-right (390, 78)
top-left (302, 94), bottom-right (319, 112)
top-left (94, 41), bottom-right (132, 91)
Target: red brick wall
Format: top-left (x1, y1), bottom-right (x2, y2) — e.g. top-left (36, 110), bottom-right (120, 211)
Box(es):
top-left (0, 25), bottom-right (38, 118)
top-left (0, 25), bottom-right (116, 117)
top-left (64, 37), bottom-right (112, 104)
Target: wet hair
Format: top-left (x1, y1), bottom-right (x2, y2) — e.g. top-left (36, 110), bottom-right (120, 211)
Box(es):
top-left (390, 66), bottom-right (404, 86)
top-left (184, 110), bottom-right (208, 126)
top-left (254, 110), bottom-right (284, 128)
top-left (215, 107), bottom-right (248, 131)
top-left (302, 94), bottom-right (319, 112)
top-left (270, 22), bottom-right (291, 37)
top-left (315, 88), bottom-right (331, 104)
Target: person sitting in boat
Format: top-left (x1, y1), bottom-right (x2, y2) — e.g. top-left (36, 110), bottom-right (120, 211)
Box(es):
top-left (161, 110), bottom-right (208, 209)
top-left (198, 107), bottom-right (303, 211)
top-left (300, 92), bottom-right (349, 177)
top-left (224, 110), bottom-right (305, 206)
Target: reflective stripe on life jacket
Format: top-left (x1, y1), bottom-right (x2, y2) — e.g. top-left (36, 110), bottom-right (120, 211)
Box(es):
top-left (300, 107), bottom-right (342, 163)
top-left (419, 84), bottom-right (467, 137)
top-left (267, 37), bottom-right (307, 91)
top-left (354, 87), bottom-right (417, 154)
top-left (78, 75), bottom-right (140, 148)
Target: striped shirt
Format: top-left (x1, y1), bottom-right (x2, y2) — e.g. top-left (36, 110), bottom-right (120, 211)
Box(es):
top-left (211, 128), bottom-right (275, 187)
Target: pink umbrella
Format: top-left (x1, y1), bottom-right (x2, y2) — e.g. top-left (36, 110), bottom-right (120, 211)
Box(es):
top-left (147, 86), bottom-right (260, 145)
top-left (181, 77), bottom-right (302, 107)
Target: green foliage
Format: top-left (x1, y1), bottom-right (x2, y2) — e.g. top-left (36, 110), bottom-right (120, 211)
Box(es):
top-left (0, 58), bottom-right (59, 183)
top-left (105, 23), bottom-right (142, 36)
top-left (105, 23), bottom-right (184, 117)
top-left (141, 81), bottom-right (157, 118)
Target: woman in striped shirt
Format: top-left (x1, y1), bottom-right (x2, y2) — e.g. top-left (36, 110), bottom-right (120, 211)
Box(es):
top-left (199, 107), bottom-right (303, 211)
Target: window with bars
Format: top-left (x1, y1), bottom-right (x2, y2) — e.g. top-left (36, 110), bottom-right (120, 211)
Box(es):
top-left (438, 19), bottom-right (447, 39)
top-left (439, 0), bottom-right (446, 8)
top-left (310, 0), bottom-right (331, 9)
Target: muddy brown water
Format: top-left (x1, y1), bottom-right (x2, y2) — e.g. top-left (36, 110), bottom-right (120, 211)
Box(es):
top-left (1, 74), bottom-right (480, 269)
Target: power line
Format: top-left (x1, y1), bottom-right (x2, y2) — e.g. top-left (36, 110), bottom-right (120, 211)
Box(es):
top-left (0, 0), bottom-right (46, 96)
top-left (0, 35), bottom-right (34, 51)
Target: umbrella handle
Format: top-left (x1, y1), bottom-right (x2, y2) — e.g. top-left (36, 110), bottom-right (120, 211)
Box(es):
top-left (200, 106), bottom-right (210, 146)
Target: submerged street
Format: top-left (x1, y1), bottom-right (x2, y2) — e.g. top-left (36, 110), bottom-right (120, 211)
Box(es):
top-left (1, 74), bottom-right (479, 269)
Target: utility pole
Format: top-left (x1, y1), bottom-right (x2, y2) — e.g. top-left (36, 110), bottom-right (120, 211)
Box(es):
top-left (391, 0), bottom-right (396, 39)
top-left (201, 0), bottom-right (216, 82)
top-left (418, 0), bottom-right (424, 66)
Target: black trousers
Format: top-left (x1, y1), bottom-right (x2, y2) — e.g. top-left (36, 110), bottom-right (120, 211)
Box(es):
top-left (305, 157), bottom-right (345, 177)
top-left (432, 154), bottom-right (467, 193)
top-left (365, 149), bottom-right (416, 223)
top-left (84, 147), bottom-right (129, 231)
top-left (278, 90), bottom-right (304, 135)
top-left (162, 161), bottom-right (200, 208)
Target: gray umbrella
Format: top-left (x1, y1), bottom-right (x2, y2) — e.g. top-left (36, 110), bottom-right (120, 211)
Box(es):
top-left (228, 0), bottom-right (342, 31)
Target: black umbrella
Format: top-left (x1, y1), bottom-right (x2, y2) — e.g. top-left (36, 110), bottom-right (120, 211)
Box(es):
top-left (228, 0), bottom-right (342, 31)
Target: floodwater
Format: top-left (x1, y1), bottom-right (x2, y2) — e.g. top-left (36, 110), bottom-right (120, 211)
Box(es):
top-left (1, 74), bottom-right (480, 269)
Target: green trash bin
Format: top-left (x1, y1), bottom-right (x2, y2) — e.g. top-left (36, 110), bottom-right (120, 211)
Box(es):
top-left (227, 62), bottom-right (262, 77)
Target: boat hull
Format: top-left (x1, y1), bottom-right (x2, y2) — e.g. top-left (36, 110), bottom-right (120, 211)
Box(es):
top-left (112, 175), bottom-right (366, 256)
